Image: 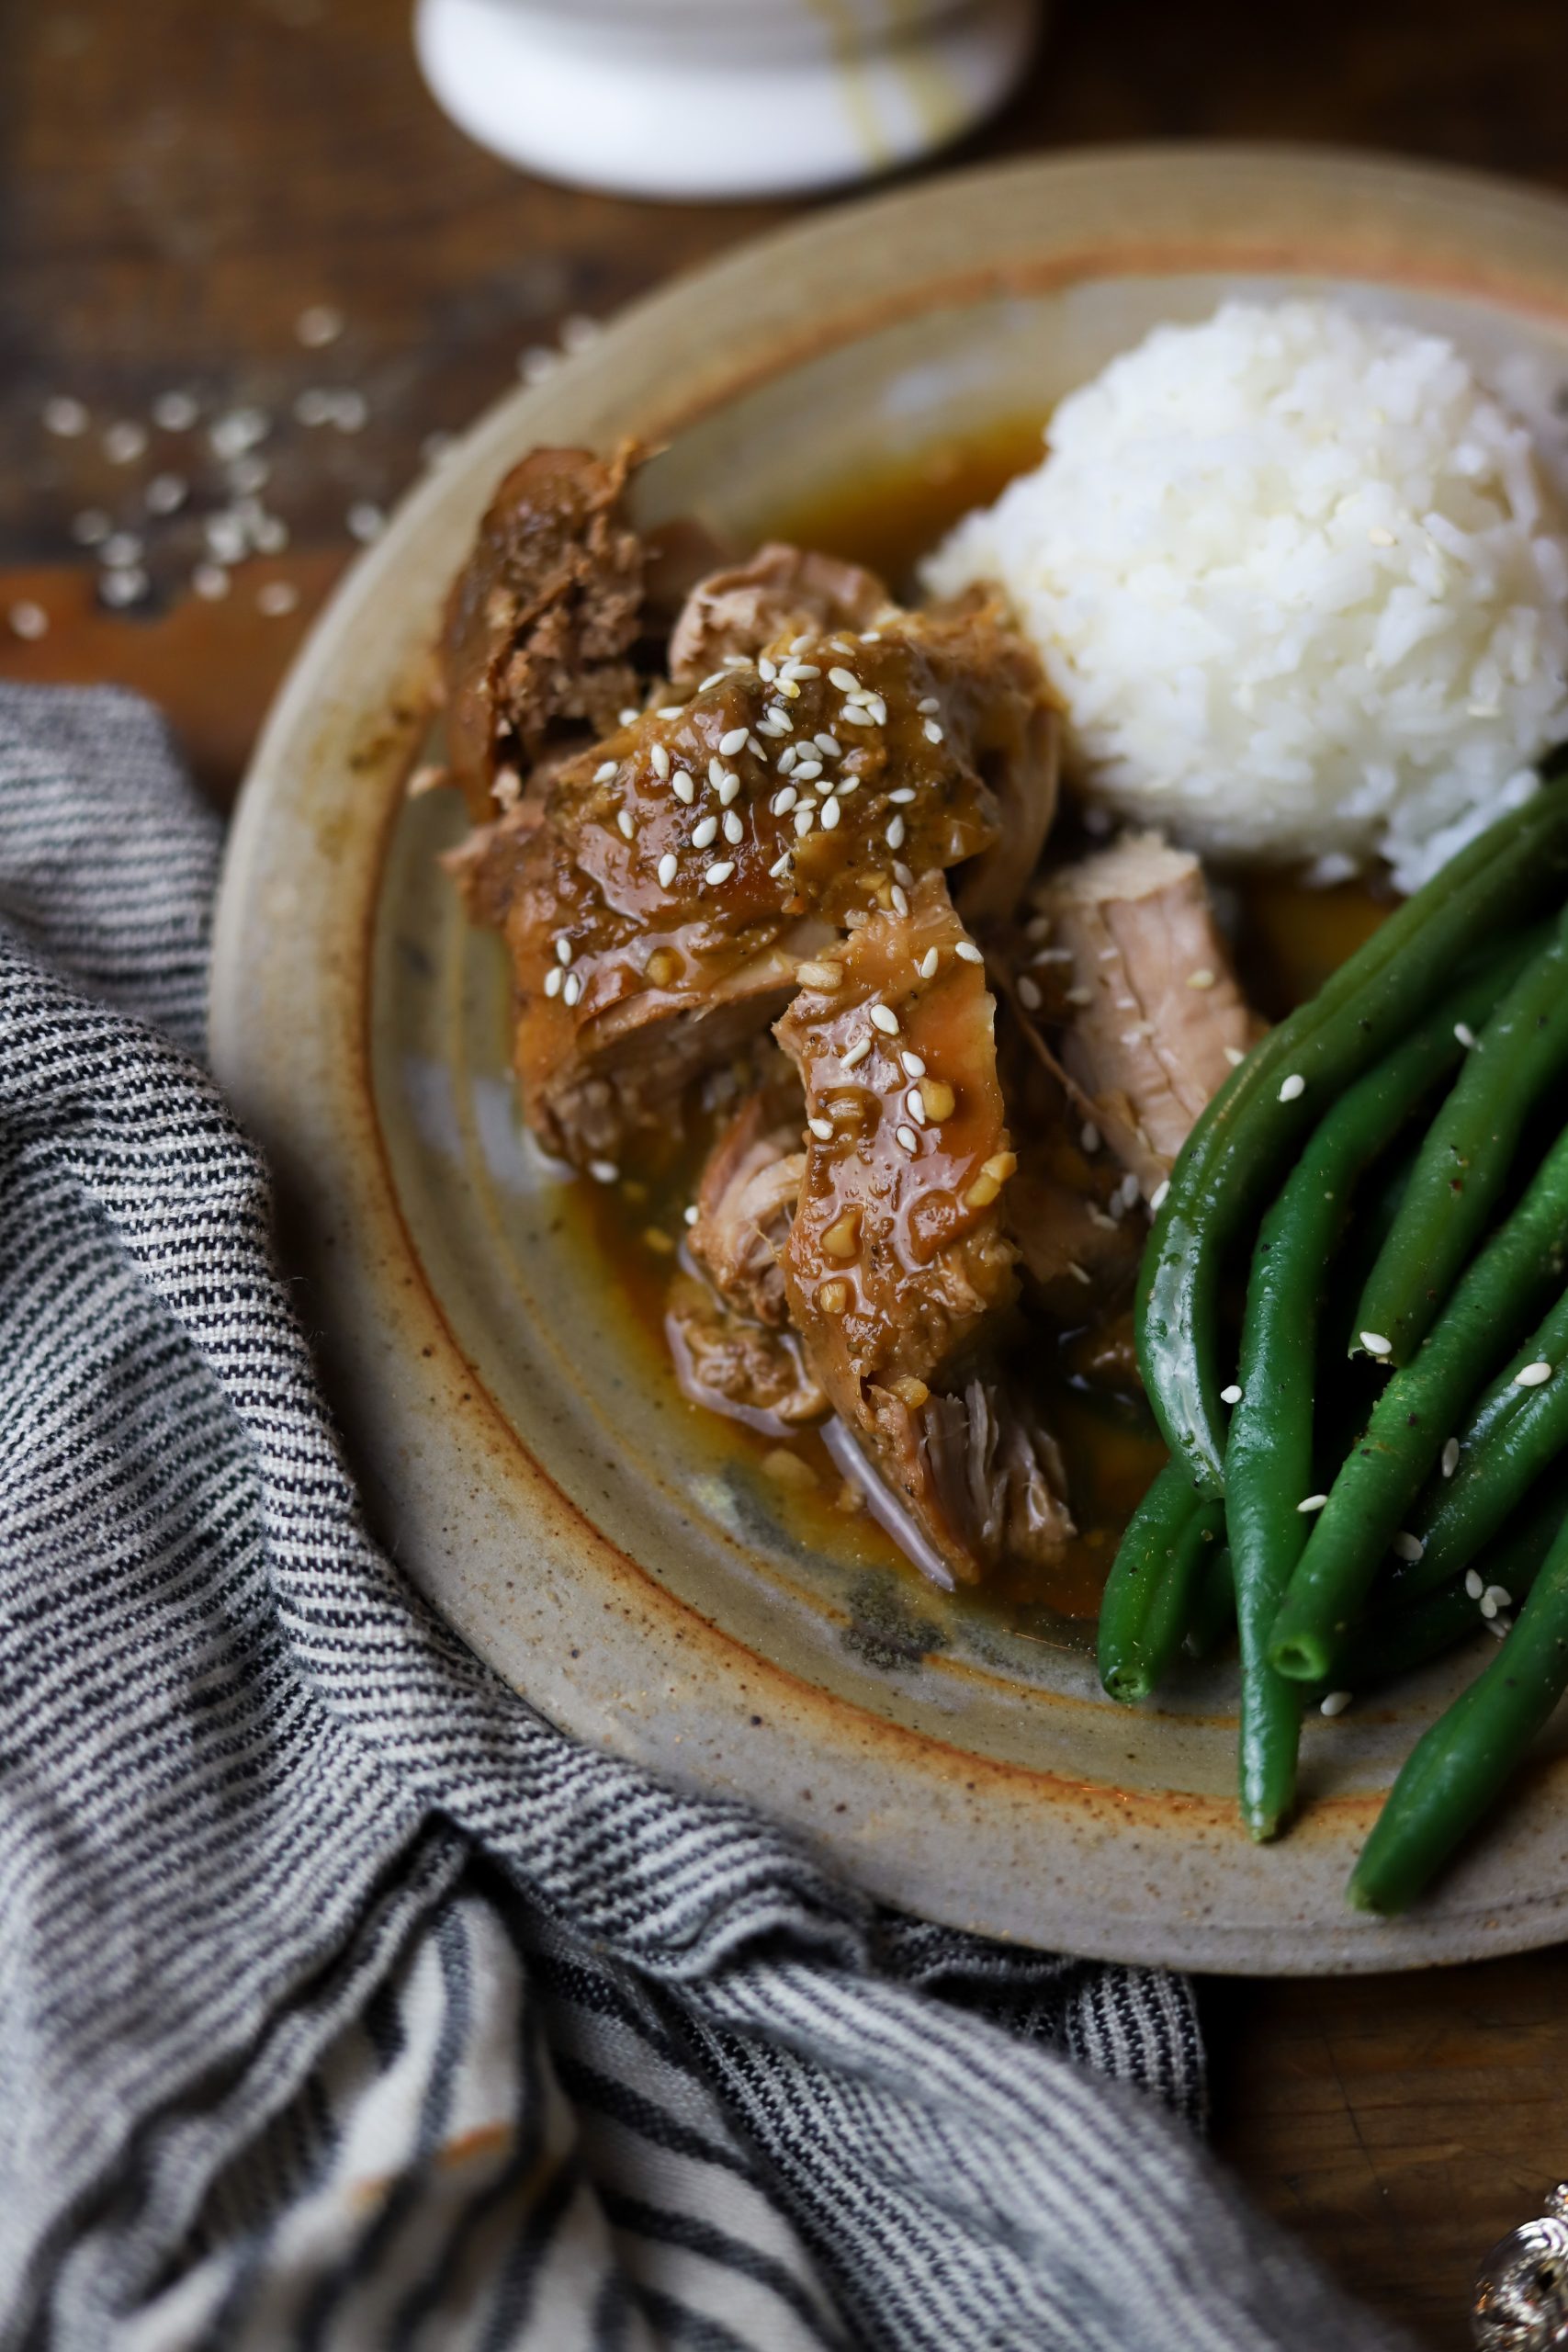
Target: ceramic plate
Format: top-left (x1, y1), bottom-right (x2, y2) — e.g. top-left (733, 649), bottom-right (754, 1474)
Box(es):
top-left (212, 145), bottom-right (1568, 1972)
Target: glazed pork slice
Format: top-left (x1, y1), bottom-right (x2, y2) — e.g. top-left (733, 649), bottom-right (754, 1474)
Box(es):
top-left (667, 543), bottom-right (891, 684)
top-left (1032, 832), bottom-right (1254, 1199)
top-left (775, 874), bottom-right (1072, 1587)
top-left (440, 444), bottom-right (645, 818)
top-left (454, 596), bottom-right (1048, 1169)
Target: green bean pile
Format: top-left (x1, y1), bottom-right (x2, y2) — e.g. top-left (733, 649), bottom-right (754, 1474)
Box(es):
top-left (1100, 754), bottom-right (1568, 1912)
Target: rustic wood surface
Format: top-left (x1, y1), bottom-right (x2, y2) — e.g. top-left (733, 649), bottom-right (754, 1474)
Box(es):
top-left (8, 2), bottom-right (1568, 2341)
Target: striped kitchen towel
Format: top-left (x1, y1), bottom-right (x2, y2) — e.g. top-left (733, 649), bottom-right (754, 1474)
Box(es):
top-left (0, 682), bottom-right (1410, 2352)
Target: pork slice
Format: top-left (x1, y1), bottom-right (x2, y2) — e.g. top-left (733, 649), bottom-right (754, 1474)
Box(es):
top-left (689, 1087), bottom-right (805, 1329)
top-left (441, 443), bottom-right (645, 818)
top-left (666, 1271), bottom-right (827, 1431)
top-left (774, 874), bottom-right (1069, 1586)
top-left (667, 543), bottom-right (889, 684)
top-left (918, 1379), bottom-right (1075, 1575)
top-left (1034, 832), bottom-right (1254, 1198)
top-left (936, 589), bottom-right (1062, 927)
top-left (454, 599), bottom-right (1039, 1169)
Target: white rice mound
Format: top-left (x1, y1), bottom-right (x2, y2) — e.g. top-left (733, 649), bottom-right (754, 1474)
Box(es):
top-left (922, 300), bottom-right (1568, 892)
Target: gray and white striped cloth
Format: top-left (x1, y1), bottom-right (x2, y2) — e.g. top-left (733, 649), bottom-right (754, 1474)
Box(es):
top-left (0, 683), bottom-right (1409, 2352)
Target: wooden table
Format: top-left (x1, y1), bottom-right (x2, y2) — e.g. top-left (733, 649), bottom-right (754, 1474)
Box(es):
top-left (6, 3), bottom-right (1568, 2340)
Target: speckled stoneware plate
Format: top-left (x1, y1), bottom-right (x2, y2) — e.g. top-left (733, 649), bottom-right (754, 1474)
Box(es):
top-left (212, 145), bottom-right (1568, 1972)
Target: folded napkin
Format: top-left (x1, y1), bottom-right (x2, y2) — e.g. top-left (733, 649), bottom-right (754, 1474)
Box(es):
top-left (0, 683), bottom-right (1411, 2351)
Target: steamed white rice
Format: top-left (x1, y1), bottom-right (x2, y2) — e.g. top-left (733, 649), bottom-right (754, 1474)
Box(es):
top-left (922, 300), bottom-right (1568, 892)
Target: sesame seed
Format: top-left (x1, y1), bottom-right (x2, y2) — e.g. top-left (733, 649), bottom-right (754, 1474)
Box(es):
top-left (747, 734), bottom-right (766, 760)
top-left (7, 601), bottom-right (49, 642)
top-left (588, 1159), bottom-right (619, 1183)
top-left (1224, 1046), bottom-right (1247, 1068)
top-left (1278, 1074), bottom-right (1305, 1102)
top-left (896, 1125), bottom-right (919, 1153)
top-left (1320, 1690), bottom-right (1353, 1718)
top-left (768, 852), bottom-right (792, 879)
top-left (595, 760), bottom-right (618, 782)
top-left (1484, 1615), bottom-right (1509, 1639)
top-left (71, 509), bottom-right (111, 546)
top-left (104, 420), bottom-right (149, 465)
top-left (807, 1115), bottom-right (834, 1142)
top-left (1392, 1531), bottom-right (1424, 1562)
top-left (1480, 1589), bottom-right (1499, 1619)
top-left (917, 695), bottom-right (940, 715)
top-left (256, 580), bottom-right (299, 616)
top-left (821, 798), bottom-right (841, 831)
top-left (544, 967), bottom-right (562, 998)
top-left (715, 726), bottom-right (749, 757)
top-left (772, 787), bottom-right (797, 815)
top-left (650, 745), bottom-right (671, 780)
top-left (1465, 1568), bottom-right (1484, 1599)
top-left (1017, 975), bottom-right (1043, 1012)
top-left (886, 816), bottom-right (907, 850)
top-left (869, 1004), bottom-right (899, 1035)
top-left (555, 937), bottom-right (573, 966)
top-left (692, 815), bottom-right (718, 849)
top-left (296, 302), bottom-right (345, 347)
top-left (1485, 1584), bottom-right (1513, 1612)
top-left (795, 960), bottom-right (842, 989)
top-left (954, 942), bottom-right (984, 967)
top-left (1454, 1022), bottom-right (1477, 1048)
top-left (1149, 1179), bottom-right (1170, 1212)
top-left (861, 628), bottom-right (882, 641)
top-left (328, 389), bottom-right (367, 433)
top-left (794, 760), bottom-right (823, 782)
top-left (209, 407), bottom-right (269, 459)
top-left (723, 810), bottom-right (744, 844)
top-left (705, 860), bottom-right (735, 885)
top-left (43, 394), bottom-right (89, 437)
top-left (145, 472), bottom-right (187, 516)
top-left (716, 771), bottom-right (740, 805)
top-left (842, 1035), bottom-right (872, 1069)
top-left (1066, 984), bottom-right (1091, 1005)
top-left (795, 808), bottom-right (815, 839)
top-left (1359, 1331), bottom-right (1393, 1358)
top-left (347, 501), bottom-right (386, 545)
top-left (757, 656), bottom-right (777, 682)
top-left (683, 1204), bottom-right (699, 1227)
top-left (562, 971), bottom-right (581, 1007)
top-left (918, 948), bottom-right (939, 980)
top-left (1220, 1384), bottom-right (1243, 1405)
top-left (899, 1050), bottom-right (926, 1078)
top-left (616, 811), bottom-right (635, 840)
top-left (815, 734), bottom-right (841, 759)
top-left (1081, 1122), bottom-right (1100, 1153)
top-left (905, 1089), bottom-right (927, 1125)
top-left (619, 708), bottom-right (640, 727)
top-left (1187, 967), bottom-right (1216, 991)
top-left (657, 704), bottom-right (683, 719)
top-left (699, 673), bottom-right (727, 693)
top-left (923, 719), bottom-right (944, 744)
top-left (191, 563), bottom-right (230, 602)
top-left (889, 883), bottom-right (908, 916)
top-left (658, 852), bottom-right (678, 888)
top-left (152, 390), bottom-right (199, 432)
top-left (1516, 1361), bottom-right (1553, 1386)
top-left (1296, 1493), bottom-right (1330, 1513)
top-left (840, 707), bottom-right (874, 726)
top-left (1442, 1438), bottom-right (1461, 1478)
top-left (828, 666), bottom-right (860, 692)
top-left (1067, 1261), bottom-right (1093, 1285)
top-left (835, 775), bottom-right (859, 797)
top-left (672, 773), bottom-right (695, 804)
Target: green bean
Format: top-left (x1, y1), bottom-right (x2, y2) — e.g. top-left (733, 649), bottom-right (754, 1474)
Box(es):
top-left (1355, 906), bottom-right (1568, 1365)
top-left (1098, 1459), bottom-right (1224, 1703)
top-left (1267, 1115), bottom-right (1568, 1684)
top-left (1348, 1506), bottom-right (1568, 1914)
top-left (1405, 1283), bottom-right (1568, 1590)
top-left (1184, 1544), bottom-right (1235, 1662)
top-left (1136, 771), bottom-right (1568, 1495)
top-left (1224, 964), bottom-right (1526, 1838)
